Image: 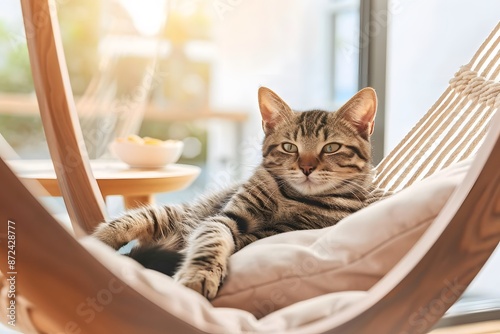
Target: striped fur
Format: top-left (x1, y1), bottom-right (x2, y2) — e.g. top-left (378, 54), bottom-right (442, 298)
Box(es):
top-left (92, 87), bottom-right (390, 299)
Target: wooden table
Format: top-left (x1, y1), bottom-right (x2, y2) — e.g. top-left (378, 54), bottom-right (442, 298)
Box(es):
top-left (8, 159), bottom-right (201, 209)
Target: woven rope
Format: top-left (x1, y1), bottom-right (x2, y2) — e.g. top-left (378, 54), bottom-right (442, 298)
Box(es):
top-left (375, 22), bottom-right (500, 192)
top-left (450, 66), bottom-right (500, 108)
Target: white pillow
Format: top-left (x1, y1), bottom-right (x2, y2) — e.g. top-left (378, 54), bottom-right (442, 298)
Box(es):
top-left (211, 159), bottom-right (471, 317)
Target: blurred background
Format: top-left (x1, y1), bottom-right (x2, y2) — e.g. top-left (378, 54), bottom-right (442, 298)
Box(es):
top-left (2, 0), bottom-right (499, 196)
top-left (0, 0), bottom-right (499, 323)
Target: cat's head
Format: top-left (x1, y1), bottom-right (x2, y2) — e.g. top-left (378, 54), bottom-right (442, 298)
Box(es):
top-left (259, 86), bottom-right (377, 196)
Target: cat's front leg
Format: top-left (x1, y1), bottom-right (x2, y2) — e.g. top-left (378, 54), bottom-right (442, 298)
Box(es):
top-left (92, 205), bottom-right (187, 250)
top-left (174, 218), bottom-right (235, 300)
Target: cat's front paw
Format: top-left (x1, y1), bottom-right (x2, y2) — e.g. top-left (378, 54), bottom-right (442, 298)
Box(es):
top-left (92, 222), bottom-right (125, 250)
top-left (174, 265), bottom-right (226, 300)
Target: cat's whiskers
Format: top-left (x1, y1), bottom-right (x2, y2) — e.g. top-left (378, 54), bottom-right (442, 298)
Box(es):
top-left (309, 173), bottom-right (368, 199)
top-left (329, 178), bottom-right (368, 203)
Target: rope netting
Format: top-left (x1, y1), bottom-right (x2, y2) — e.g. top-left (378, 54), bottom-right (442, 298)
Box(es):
top-left (375, 22), bottom-right (500, 192)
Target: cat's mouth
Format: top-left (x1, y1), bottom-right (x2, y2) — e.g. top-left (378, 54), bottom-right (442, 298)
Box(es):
top-left (292, 174), bottom-right (331, 195)
top-left (301, 176), bottom-right (315, 184)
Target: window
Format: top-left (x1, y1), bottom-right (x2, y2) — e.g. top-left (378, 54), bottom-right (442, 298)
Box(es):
top-left (330, 0), bottom-right (360, 107)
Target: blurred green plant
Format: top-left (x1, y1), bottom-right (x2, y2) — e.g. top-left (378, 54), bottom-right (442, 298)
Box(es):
top-left (0, 0), bottom-right (100, 156)
top-left (0, 0), bottom-right (100, 95)
top-left (0, 114), bottom-right (48, 158)
top-left (57, 0), bottom-right (100, 95)
top-left (0, 21), bottom-right (33, 93)
top-left (0, 0), bottom-right (210, 163)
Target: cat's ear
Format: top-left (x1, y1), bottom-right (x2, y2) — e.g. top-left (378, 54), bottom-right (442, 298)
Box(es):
top-left (337, 87), bottom-right (377, 138)
top-left (258, 87), bottom-right (293, 134)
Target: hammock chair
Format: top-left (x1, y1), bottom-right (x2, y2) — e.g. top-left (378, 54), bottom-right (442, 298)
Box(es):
top-left (0, 0), bottom-right (499, 332)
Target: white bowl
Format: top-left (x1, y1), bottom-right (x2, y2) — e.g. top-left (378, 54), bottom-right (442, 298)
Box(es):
top-left (110, 140), bottom-right (184, 168)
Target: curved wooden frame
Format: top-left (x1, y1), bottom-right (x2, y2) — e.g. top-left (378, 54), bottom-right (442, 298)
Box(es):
top-left (21, 0), bottom-right (107, 235)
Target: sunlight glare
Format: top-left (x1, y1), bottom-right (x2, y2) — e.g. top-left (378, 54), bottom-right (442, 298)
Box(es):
top-left (119, 0), bottom-right (167, 36)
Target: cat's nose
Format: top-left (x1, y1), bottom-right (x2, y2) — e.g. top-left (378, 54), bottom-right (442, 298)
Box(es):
top-left (300, 165), bottom-right (316, 176)
top-left (299, 155), bottom-right (318, 176)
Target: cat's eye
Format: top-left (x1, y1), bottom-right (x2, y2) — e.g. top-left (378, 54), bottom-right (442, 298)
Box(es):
top-left (282, 143), bottom-right (298, 153)
top-left (322, 143), bottom-right (341, 154)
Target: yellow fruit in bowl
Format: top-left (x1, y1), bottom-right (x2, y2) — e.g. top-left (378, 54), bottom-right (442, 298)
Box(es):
top-left (143, 137), bottom-right (165, 146)
top-left (126, 134), bottom-right (145, 144)
top-left (116, 135), bottom-right (167, 146)
top-left (111, 135), bottom-right (184, 168)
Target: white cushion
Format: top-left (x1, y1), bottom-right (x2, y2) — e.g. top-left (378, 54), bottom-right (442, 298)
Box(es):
top-left (76, 159), bottom-right (469, 331)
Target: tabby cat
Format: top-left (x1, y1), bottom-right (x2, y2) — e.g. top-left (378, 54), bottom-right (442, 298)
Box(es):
top-left (93, 86), bottom-right (388, 300)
